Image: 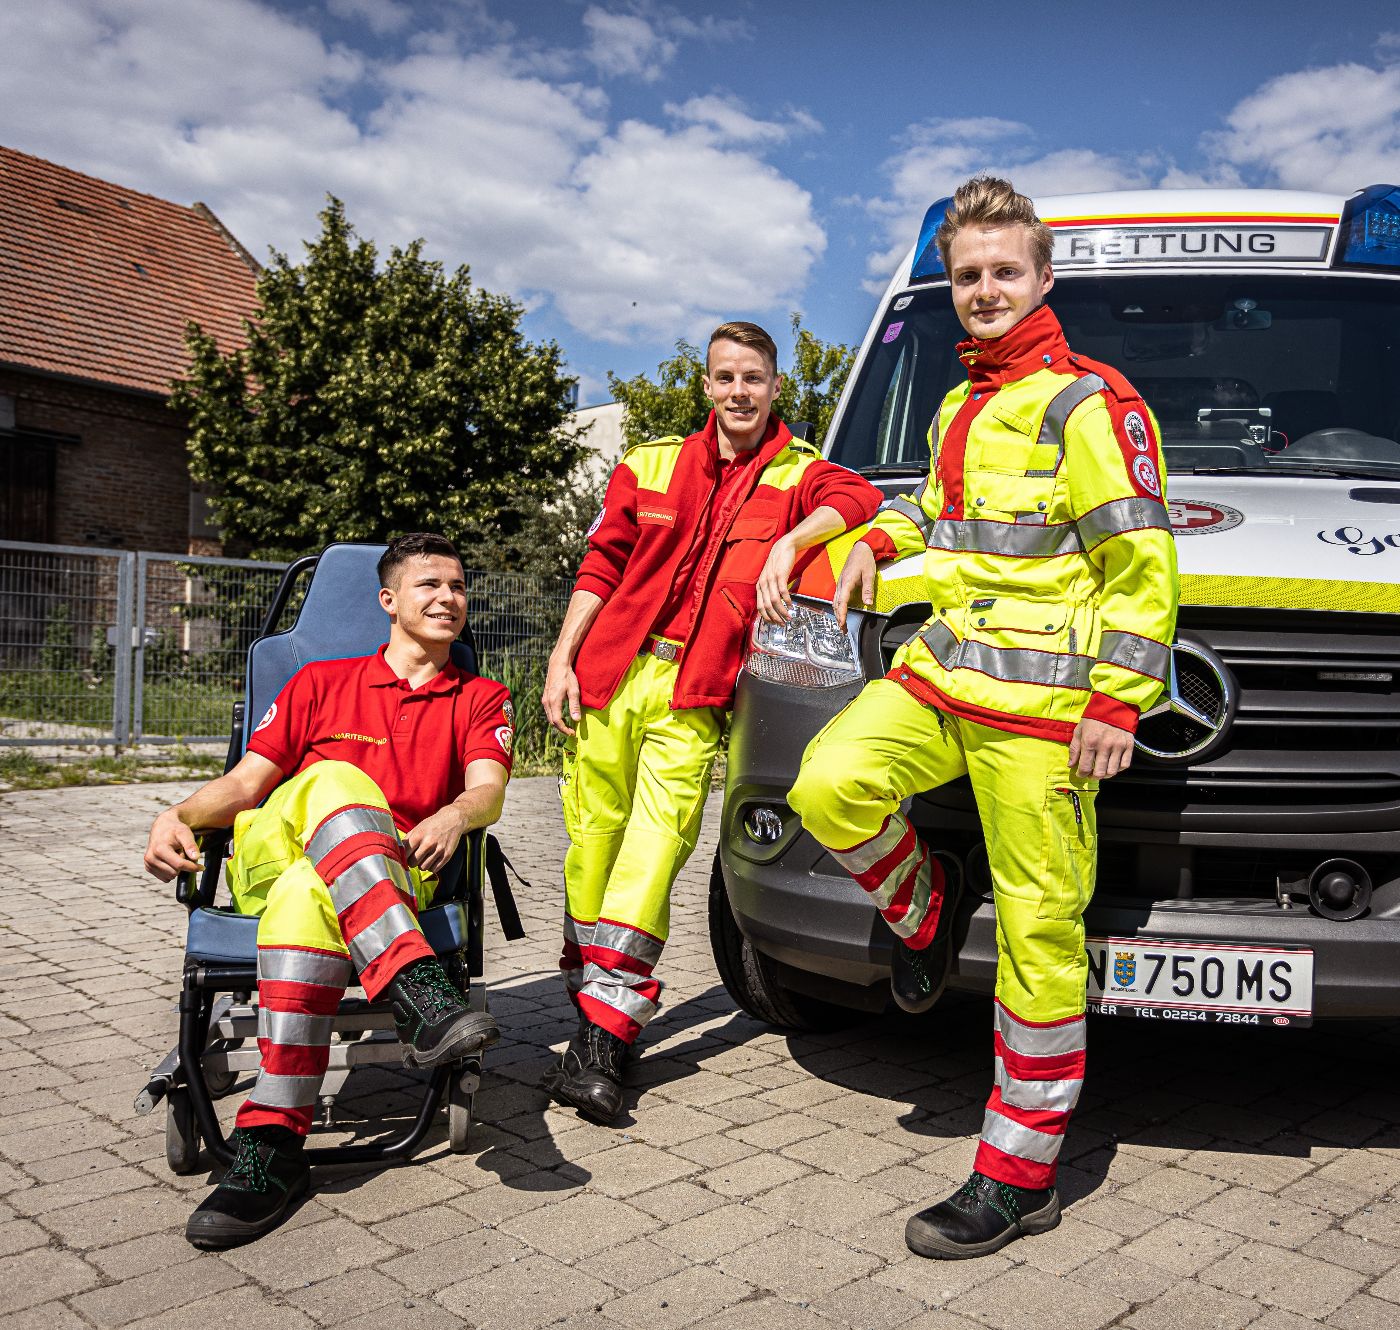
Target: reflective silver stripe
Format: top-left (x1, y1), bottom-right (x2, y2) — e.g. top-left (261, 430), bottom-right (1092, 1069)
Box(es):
top-left (995, 1004), bottom-right (1087, 1057)
top-left (1077, 496), bottom-right (1171, 549)
top-left (929, 518), bottom-right (1082, 558)
top-left (919, 622), bottom-right (1093, 691)
top-left (980, 1106), bottom-right (1065, 1164)
top-left (328, 853), bottom-right (412, 914)
top-left (257, 1008), bottom-right (334, 1047)
top-left (591, 921), bottom-right (663, 969)
top-left (888, 850), bottom-right (933, 938)
top-left (346, 902), bottom-right (421, 970)
top-left (562, 915), bottom-right (596, 947)
top-left (832, 816), bottom-right (908, 876)
top-left (247, 1069), bottom-right (323, 1109)
top-left (1099, 630), bottom-right (1170, 681)
top-left (1028, 374), bottom-right (1106, 475)
top-left (880, 494), bottom-right (934, 544)
top-left (864, 842), bottom-right (919, 911)
top-left (306, 805), bottom-right (397, 863)
top-left (995, 1057), bottom-right (1084, 1114)
top-left (257, 949), bottom-right (353, 988)
top-left (579, 978), bottom-right (659, 1025)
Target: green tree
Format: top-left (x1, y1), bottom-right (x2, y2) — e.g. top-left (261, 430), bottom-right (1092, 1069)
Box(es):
top-left (172, 198), bottom-right (582, 561)
top-left (606, 314), bottom-right (855, 451)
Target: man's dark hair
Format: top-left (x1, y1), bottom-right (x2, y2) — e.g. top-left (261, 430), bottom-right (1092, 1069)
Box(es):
top-left (377, 532), bottom-right (464, 588)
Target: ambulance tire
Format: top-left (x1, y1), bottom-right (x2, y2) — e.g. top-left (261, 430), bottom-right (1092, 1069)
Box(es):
top-left (708, 850), bottom-right (851, 1032)
top-left (165, 1088), bottom-right (201, 1175)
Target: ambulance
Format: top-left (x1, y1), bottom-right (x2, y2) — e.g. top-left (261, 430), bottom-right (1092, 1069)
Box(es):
top-left (714, 184), bottom-right (1400, 1029)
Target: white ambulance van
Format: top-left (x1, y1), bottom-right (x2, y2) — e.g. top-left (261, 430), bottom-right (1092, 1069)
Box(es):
top-left (715, 185), bottom-right (1400, 1030)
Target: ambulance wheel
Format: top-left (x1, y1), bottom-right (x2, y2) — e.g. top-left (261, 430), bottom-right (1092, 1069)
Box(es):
top-left (447, 1062), bottom-right (477, 1153)
top-left (165, 1088), bottom-right (201, 1175)
top-left (708, 851), bottom-right (851, 1031)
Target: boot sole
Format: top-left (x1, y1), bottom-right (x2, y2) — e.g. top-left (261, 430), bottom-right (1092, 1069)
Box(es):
top-left (905, 1191), bottom-right (1061, 1260)
top-left (186, 1170), bottom-right (310, 1250)
top-left (402, 1013), bottom-right (501, 1069)
top-left (546, 1076), bottom-right (623, 1125)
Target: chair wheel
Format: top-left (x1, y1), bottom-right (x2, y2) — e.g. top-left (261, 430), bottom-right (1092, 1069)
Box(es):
top-left (203, 1066), bottom-right (237, 1097)
top-left (447, 1063), bottom-right (477, 1153)
top-left (165, 1088), bottom-right (201, 1175)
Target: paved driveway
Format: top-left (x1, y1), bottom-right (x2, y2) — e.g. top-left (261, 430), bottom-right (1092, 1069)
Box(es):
top-left (2, 776), bottom-right (1400, 1329)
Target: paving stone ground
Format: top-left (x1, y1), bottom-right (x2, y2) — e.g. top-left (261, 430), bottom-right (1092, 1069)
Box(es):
top-left (3, 776), bottom-right (1400, 1328)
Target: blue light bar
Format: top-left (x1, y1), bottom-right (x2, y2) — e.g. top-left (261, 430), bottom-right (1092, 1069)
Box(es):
top-left (910, 197), bottom-right (953, 281)
top-left (1337, 183), bottom-right (1400, 269)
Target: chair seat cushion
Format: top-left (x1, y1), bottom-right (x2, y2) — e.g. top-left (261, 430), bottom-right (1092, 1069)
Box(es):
top-left (185, 902), bottom-right (470, 964)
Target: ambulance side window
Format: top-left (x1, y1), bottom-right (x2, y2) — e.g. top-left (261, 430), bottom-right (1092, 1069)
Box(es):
top-left (875, 345), bottom-right (916, 466)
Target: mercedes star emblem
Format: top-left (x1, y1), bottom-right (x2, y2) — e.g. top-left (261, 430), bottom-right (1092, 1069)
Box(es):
top-left (1135, 637), bottom-right (1237, 763)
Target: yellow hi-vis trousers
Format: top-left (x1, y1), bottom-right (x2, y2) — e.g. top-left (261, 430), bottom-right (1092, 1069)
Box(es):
top-left (788, 679), bottom-right (1096, 1189)
top-left (228, 760), bottom-right (436, 1135)
top-left (560, 651), bottom-right (725, 1043)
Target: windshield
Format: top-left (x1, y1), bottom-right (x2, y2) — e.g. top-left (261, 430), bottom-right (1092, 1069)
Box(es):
top-left (829, 275), bottom-right (1400, 477)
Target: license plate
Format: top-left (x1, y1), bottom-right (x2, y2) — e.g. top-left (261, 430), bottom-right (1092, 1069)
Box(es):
top-left (1086, 936), bottom-right (1313, 1028)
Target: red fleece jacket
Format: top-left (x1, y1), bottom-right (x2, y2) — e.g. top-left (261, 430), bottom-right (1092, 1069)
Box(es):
top-left (574, 412), bottom-right (880, 711)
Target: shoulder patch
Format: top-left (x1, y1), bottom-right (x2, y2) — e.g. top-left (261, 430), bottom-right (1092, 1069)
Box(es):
top-left (623, 433), bottom-right (686, 453)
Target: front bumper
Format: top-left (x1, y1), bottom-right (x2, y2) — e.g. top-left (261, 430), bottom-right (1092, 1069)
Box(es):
top-left (722, 670), bottom-right (1400, 1021)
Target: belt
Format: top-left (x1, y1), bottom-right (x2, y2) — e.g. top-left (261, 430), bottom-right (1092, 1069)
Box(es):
top-left (639, 636), bottom-right (684, 662)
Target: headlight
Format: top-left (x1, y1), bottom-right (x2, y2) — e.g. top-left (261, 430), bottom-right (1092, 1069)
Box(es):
top-left (745, 601), bottom-right (864, 688)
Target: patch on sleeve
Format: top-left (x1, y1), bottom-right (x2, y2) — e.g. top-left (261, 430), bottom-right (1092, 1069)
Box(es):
top-left (586, 506), bottom-right (605, 538)
top-left (253, 702), bottom-right (277, 733)
top-left (495, 725), bottom-right (514, 755)
top-left (1108, 397), bottom-right (1164, 499)
top-left (501, 698), bottom-right (514, 724)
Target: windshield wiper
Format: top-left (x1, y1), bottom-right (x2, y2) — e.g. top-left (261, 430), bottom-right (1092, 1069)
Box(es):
top-left (860, 463), bottom-right (929, 478)
top-left (1265, 458), bottom-right (1400, 481)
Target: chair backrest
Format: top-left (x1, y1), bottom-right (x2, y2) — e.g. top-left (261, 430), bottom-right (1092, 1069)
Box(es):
top-left (242, 541), bottom-right (479, 752)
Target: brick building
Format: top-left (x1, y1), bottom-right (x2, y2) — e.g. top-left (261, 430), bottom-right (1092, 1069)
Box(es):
top-left (0, 145), bottom-right (259, 552)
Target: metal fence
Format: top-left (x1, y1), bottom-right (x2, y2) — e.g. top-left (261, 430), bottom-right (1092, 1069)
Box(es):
top-left (0, 540), bottom-right (572, 747)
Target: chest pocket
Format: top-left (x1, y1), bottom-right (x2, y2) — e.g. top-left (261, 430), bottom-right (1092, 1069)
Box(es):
top-left (963, 594), bottom-right (1068, 645)
top-left (725, 506), bottom-right (780, 543)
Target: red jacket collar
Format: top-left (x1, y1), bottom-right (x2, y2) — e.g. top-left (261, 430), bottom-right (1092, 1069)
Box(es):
top-left (367, 643), bottom-right (462, 693)
top-left (957, 304), bottom-right (1070, 390)
top-left (695, 409), bottom-right (793, 474)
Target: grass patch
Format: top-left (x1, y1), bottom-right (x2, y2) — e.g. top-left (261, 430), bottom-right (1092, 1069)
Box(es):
top-left (0, 746), bottom-right (225, 792)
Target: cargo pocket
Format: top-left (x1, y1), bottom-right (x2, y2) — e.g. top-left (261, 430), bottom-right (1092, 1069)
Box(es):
top-left (1036, 777), bottom-right (1098, 921)
top-left (559, 739), bottom-right (581, 841)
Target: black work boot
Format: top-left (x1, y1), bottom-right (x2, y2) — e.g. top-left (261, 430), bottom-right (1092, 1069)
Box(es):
top-left (386, 956), bottom-right (499, 1068)
top-left (185, 1125), bottom-right (310, 1249)
top-left (538, 1016), bottom-right (588, 1095)
top-left (890, 853), bottom-right (963, 1014)
top-left (906, 1170), bottom-right (1060, 1259)
top-left (551, 1020), bottom-right (629, 1123)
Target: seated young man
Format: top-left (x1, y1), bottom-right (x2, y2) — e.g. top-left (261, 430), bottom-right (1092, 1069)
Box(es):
top-left (143, 532), bottom-right (513, 1249)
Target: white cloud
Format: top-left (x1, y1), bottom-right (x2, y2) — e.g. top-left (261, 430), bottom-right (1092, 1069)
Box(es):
top-left (860, 119), bottom-right (1149, 288)
top-left (326, 0), bottom-right (411, 36)
top-left (666, 94), bottom-right (821, 146)
top-left (0, 0), bottom-right (825, 345)
top-left (1203, 57), bottom-right (1400, 192)
top-left (582, 6), bottom-right (676, 82)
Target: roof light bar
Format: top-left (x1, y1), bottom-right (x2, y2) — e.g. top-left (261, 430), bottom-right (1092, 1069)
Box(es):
top-left (910, 197), bottom-right (953, 281)
top-left (1336, 184), bottom-right (1400, 270)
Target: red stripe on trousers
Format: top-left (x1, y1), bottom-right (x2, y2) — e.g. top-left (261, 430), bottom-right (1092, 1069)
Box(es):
top-left (974, 1139), bottom-right (1057, 1191)
top-left (985, 1085), bottom-right (1071, 1137)
top-left (852, 820), bottom-right (916, 893)
top-left (237, 950), bottom-right (344, 1137)
top-left (578, 993), bottom-right (641, 1044)
top-left (559, 939), bottom-right (584, 972)
top-left (314, 829), bottom-right (404, 883)
top-left (996, 997), bottom-right (1085, 1029)
top-left (904, 858), bottom-right (947, 949)
top-left (995, 1032), bottom-right (1086, 1081)
top-left (336, 878), bottom-right (430, 998)
top-left (586, 945), bottom-right (657, 978)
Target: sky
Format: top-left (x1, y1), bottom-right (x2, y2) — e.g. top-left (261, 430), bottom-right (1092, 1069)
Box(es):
top-left (3, 0), bottom-right (1400, 405)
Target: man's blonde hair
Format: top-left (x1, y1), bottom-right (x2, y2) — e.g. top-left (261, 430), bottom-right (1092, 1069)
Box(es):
top-left (707, 321), bottom-right (779, 375)
top-left (936, 175), bottom-right (1054, 274)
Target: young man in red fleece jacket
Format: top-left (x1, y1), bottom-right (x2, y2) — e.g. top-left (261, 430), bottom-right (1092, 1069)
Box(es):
top-left (540, 321), bottom-right (880, 1122)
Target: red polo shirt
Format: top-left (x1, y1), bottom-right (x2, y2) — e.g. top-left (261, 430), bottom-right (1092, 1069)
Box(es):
top-left (247, 646), bottom-right (513, 835)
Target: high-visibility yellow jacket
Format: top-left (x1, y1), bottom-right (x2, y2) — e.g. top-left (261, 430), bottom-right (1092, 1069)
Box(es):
top-left (861, 304), bottom-right (1178, 743)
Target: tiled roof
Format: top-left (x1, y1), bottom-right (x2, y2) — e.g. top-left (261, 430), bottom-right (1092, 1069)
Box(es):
top-left (0, 144), bottom-right (259, 397)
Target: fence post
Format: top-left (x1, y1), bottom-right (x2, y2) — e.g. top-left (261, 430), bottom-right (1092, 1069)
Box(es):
top-left (112, 551), bottom-right (136, 747)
